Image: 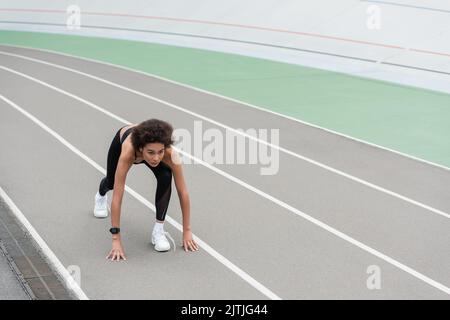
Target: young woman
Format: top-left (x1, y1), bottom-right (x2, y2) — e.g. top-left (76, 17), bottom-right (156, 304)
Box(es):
top-left (94, 119), bottom-right (199, 261)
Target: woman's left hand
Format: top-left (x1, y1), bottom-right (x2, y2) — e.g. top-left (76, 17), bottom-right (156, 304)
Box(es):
top-left (183, 230), bottom-right (199, 252)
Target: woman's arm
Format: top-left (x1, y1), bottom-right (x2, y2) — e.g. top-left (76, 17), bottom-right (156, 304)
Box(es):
top-left (111, 155), bottom-right (132, 230)
top-left (107, 152), bottom-right (132, 261)
top-left (165, 148), bottom-right (199, 252)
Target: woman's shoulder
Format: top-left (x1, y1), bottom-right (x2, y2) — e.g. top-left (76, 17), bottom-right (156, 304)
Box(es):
top-left (120, 137), bottom-right (136, 162)
top-left (163, 147), bottom-right (182, 167)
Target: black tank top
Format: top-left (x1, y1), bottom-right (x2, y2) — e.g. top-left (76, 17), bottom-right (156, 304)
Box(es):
top-left (120, 127), bottom-right (144, 164)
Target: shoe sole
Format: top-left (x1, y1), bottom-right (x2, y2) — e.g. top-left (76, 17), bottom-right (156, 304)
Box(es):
top-left (151, 239), bottom-right (170, 252)
top-left (93, 205), bottom-right (110, 218)
top-left (93, 210), bottom-right (108, 218)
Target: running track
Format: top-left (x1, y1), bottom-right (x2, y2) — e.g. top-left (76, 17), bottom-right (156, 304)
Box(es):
top-left (0, 45), bottom-right (449, 299)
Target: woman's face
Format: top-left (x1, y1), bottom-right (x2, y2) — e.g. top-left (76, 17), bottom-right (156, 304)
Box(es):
top-left (141, 142), bottom-right (165, 167)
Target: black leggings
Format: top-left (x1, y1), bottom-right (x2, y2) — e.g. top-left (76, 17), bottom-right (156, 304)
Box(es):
top-left (98, 127), bottom-right (172, 221)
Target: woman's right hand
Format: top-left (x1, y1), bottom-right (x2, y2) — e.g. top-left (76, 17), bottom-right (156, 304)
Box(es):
top-left (106, 239), bottom-right (126, 262)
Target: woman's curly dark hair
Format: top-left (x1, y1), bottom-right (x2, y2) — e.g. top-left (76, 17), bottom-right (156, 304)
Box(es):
top-left (131, 119), bottom-right (174, 150)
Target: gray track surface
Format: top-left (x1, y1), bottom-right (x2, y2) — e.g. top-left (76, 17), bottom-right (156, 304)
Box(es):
top-left (0, 45), bottom-right (449, 299)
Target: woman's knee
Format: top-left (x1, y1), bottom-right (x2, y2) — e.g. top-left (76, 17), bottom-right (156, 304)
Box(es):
top-left (99, 177), bottom-right (114, 194)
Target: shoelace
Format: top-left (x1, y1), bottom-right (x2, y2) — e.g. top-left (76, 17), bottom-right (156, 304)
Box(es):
top-left (102, 198), bottom-right (108, 209)
top-left (98, 196), bottom-right (110, 212)
top-left (97, 195), bottom-right (107, 206)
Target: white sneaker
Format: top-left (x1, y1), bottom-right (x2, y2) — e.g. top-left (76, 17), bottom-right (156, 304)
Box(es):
top-left (94, 191), bottom-right (109, 218)
top-left (151, 229), bottom-right (175, 252)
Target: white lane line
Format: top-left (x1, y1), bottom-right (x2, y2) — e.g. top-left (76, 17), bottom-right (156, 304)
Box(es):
top-left (1, 50), bottom-right (448, 220)
top-left (1, 69), bottom-right (449, 296)
top-left (0, 186), bottom-right (89, 300)
top-left (0, 94), bottom-right (281, 300)
top-left (1, 43), bottom-right (449, 175)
